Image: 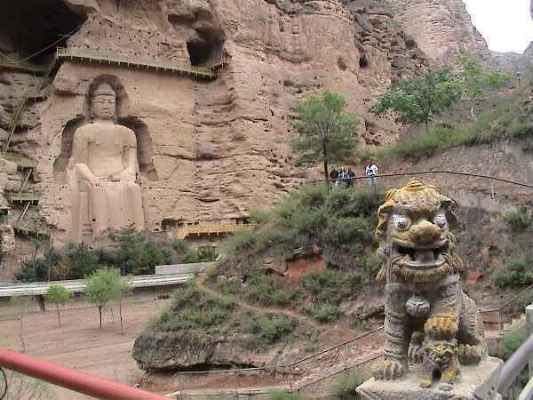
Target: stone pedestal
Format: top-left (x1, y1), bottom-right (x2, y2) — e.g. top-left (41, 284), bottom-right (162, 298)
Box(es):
top-left (357, 357), bottom-right (503, 400)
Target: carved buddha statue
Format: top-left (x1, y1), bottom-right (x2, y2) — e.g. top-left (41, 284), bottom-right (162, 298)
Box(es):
top-left (67, 82), bottom-right (145, 243)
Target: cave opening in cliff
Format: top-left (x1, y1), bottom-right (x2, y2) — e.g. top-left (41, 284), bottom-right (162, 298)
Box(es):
top-left (0, 0), bottom-right (86, 66)
top-left (187, 38), bottom-right (225, 66)
top-left (359, 53), bottom-right (369, 69)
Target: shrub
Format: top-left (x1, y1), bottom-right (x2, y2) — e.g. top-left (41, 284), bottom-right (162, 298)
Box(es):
top-left (504, 207), bottom-right (532, 232)
top-left (243, 313), bottom-right (297, 345)
top-left (156, 283), bottom-right (234, 333)
top-left (332, 371), bottom-right (364, 399)
top-left (16, 249), bottom-right (62, 282)
top-left (503, 324), bottom-right (528, 360)
top-left (244, 273), bottom-right (299, 306)
top-left (493, 258), bottom-right (533, 289)
top-left (62, 243), bottom-right (100, 278)
top-left (111, 229), bottom-right (174, 275)
top-left (306, 303), bottom-right (342, 323)
top-left (301, 270), bottom-right (362, 305)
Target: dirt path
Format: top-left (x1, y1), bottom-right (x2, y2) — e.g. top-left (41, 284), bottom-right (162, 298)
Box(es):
top-left (0, 294), bottom-right (169, 400)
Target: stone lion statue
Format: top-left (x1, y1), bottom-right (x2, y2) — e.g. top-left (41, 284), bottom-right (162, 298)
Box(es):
top-left (373, 180), bottom-right (486, 386)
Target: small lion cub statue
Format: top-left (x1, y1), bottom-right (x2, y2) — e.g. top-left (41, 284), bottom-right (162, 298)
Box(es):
top-left (419, 314), bottom-right (459, 389)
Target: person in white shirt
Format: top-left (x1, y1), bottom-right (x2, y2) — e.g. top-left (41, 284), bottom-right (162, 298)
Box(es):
top-left (365, 162), bottom-right (378, 186)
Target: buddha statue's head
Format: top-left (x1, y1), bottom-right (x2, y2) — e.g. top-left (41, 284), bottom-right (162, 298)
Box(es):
top-left (91, 83), bottom-right (116, 121)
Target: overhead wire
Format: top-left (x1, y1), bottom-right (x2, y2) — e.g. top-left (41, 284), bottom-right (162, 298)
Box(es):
top-left (313, 170), bottom-right (533, 191)
top-left (11, 25), bottom-right (82, 65)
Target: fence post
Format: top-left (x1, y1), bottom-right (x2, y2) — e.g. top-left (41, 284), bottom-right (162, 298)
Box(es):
top-left (527, 304), bottom-right (533, 378)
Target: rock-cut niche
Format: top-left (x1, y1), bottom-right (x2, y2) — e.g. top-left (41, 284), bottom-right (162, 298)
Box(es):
top-left (54, 74), bottom-right (157, 182)
top-left (55, 75), bottom-right (157, 242)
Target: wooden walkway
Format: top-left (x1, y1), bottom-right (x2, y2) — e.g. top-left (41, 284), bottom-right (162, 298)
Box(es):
top-left (176, 223), bottom-right (256, 240)
top-left (54, 47), bottom-right (218, 80)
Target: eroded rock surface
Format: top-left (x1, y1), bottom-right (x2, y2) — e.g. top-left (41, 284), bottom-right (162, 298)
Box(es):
top-left (0, 0), bottom-right (488, 247)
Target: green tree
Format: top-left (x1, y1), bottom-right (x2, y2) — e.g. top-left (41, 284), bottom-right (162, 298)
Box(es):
top-left (47, 284), bottom-right (71, 327)
top-left (85, 269), bottom-right (128, 329)
top-left (291, 91), bottom-right (358, 185)
top-left (110, 228), bottom-right (173, 275)
top-left (456, 52), bottom-right (509, 119)
top-left (372, 69), bottom-right (462, 132)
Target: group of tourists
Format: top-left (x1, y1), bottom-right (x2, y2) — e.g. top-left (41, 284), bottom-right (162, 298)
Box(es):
top-left (329, 161), bottom-right (379, 188)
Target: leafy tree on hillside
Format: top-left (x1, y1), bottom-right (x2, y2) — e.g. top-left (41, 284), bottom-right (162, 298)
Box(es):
top-left (291, 91), bottom-right (358, 185)
top-left (47, 284), bottom-right (71, 327)
top-left (372, 69), bottom-right (462, 132)
top-left (85, 269), bottom-right (128, 329)
top-left (456, 52), bottom-right (509, 119)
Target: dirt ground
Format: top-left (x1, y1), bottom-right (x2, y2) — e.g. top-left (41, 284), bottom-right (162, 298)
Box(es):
top-left (0, 293), bottom-right (170, 399)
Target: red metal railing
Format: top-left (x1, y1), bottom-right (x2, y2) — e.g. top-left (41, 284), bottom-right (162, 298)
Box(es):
top-left (0, 348), bottom-right (169, 400)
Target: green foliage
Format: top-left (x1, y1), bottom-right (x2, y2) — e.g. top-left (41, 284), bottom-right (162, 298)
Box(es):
top-left (85, 268), bottom-right (129, 328)
top-left (332, 371), bottom-right (364, 399)
top-left (456, 52), bottom-right (509, 118)
top-left (156, 283), bottom-right (234, 333)
top-left (503, 324), bottom-right (528, 360)
top-left (493, 257), bottom-right (533, 289)
top-left (292, 91), bottom-right (358, 183)
top-left (47, 284), bottom-right (71, 305)
top-left (16, 249), bottom-right (61, 282)
top-left (62, 243), bottom-right (100, 278)
top-left (305, 303), bottom-right (342, 323)
top-left (268, 390), bottom-right (303, 400)
top-left (372, 69), bottom-right (462, 129)
top-left (47, 284), bottom-right (71, 326)
top-left (110, 229), bottom-right (174, 275)
top-left (243, 313), bottom-right (297, 346)
top-left (16, 229), bottom-right (204, 282)
top-left (301, 270), bottom-right (362, 306)
top-left (504, 207), bottom-right (532, 232)
top-left (243, 273), bottom-right (300, 306)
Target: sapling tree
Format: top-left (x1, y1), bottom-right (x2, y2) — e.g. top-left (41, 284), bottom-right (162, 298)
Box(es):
top-left (85, 268), bottom-right (128, 329)
top-left (47, 284), bottom-right (71, 327)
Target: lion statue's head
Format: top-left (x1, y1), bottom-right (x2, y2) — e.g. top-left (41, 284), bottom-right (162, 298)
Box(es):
top-left (375, 179), bottom-right (464, 283)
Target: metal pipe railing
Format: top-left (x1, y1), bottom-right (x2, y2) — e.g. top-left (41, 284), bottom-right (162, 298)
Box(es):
top-left (497, 334), bottom-right (533, 395)
top-left (0, 349), bottom-right (169, 400)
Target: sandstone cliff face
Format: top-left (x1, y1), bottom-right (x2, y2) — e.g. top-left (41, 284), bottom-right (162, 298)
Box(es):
top-left (387, 0), bottom-right (489, 62)
top-left (1, 0), bottom-right (434, 245)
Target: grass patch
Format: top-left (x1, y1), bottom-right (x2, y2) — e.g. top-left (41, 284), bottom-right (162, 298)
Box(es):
top-left (493, 256), bottom-right (533, 289)
top-left (364, 81), bottom-right (533, 161)
top-left (243, 273), bottom-right (301, 307)
top-left (156, 282), bottom-right (235, 333)
top-left (242, 312), bottom-right (297, 347)
top-left (222, 185), bottom-right (382, 276)
top-left (332, 371), bottom-right (364, 399)
top-left (216, 184), bottom-right (384, 325)
top-left (504, 207), bottom-right (532, 232)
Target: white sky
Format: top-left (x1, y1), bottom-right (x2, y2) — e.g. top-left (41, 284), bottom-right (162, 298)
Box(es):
top-left (463, 0), bottom-right (533, 53)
